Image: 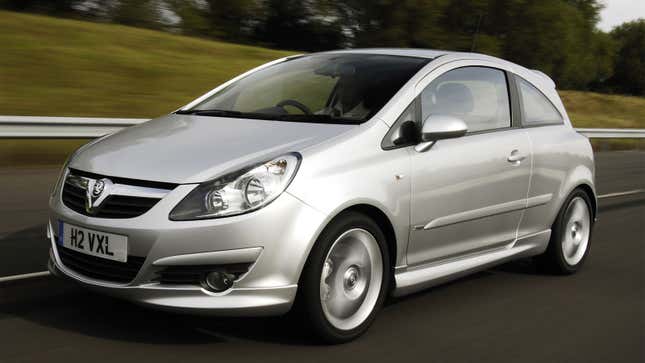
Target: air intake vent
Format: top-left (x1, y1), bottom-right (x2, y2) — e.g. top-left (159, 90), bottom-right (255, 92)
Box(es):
top-left (154, 264), bottom-right (252, 285)
top-left (57, 246), bottom-right (145, 283)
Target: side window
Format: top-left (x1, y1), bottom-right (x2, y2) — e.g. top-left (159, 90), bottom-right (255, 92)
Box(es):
top-left (420, 67), bottom-right (511, 133)
top-left (517, 77), bottom-right (563, 125)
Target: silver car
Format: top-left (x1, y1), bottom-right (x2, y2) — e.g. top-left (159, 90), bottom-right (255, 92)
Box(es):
top-left (48, 49), bottom-right (596, 342)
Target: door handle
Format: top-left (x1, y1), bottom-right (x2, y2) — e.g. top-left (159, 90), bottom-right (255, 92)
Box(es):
top-left (507, 150), bottom-right (526, 163)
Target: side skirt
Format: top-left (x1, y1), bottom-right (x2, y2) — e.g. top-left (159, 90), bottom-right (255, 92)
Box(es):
top-left (392, 229), bottom-right (551, 297)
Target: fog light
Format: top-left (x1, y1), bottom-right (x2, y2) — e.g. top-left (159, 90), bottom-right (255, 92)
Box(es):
top-left (203, 271), bottom-right (235, 292)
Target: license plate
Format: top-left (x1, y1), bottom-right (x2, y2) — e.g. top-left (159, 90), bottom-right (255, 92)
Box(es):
top-left (58, 221), bottom-right (128, 262)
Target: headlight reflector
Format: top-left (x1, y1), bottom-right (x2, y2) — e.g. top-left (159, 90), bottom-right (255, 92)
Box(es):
top-left (170, 154), bottom-right (300, 220)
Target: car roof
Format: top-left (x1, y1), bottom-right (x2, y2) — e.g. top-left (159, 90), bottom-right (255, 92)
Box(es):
top-left (318, 48), bottom-right (449, 59)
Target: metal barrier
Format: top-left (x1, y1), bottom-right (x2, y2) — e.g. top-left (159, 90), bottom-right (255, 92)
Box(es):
top-left (0, 116), bottom-right (147, 138)
top-left (1, 116), bottom-right (644, 139)
top-left (576, 128), bottom-right (645, 138)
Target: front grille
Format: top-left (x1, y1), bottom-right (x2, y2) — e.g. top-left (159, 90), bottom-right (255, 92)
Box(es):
top-left (57, 245), bottom-right (145, 283)
top-left (62, 183), bottom-right (160, 218)
top-left (155, 264), bottom-right (251, 285)
top-left (61, 169), bottom-right (175, 219)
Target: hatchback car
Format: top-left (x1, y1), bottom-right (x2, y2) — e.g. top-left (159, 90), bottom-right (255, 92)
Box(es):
top-left (48, 49), bottom-right (596, 343)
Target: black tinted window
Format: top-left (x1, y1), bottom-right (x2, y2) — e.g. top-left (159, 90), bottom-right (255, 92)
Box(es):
top-left (382, 101), bottom-right (419, 149)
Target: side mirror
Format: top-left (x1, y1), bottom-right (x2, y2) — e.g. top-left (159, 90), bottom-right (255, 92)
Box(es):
top-left (415, 114), bottom-right (468, 152)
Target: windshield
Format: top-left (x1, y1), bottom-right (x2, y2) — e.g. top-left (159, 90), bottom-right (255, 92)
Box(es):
top-left (180, 54), bottom-right (429, 124)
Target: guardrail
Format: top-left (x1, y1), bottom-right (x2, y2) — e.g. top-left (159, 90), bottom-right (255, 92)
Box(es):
top-left (575, 128), bottom-right (645, 138)
top-left (0, 116), bottom-right (644, 139)
top-left (0, 116), bottom-right (148, 138)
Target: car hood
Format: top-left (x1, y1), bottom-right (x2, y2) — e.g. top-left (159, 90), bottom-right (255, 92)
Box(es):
top-left (69, 114), bottom-right (356, 184)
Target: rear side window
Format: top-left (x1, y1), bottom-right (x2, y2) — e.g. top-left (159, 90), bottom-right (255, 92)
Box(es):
top-left (420, 67), bottom-right (511, 133)
top-left (517, 77), bottom-right (563, 126)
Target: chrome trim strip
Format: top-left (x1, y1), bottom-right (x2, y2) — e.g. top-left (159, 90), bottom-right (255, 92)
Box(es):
top-left (512, 229), bottom-right (551, 250)
top-left (65, 174), bottom-right (171, 199)
top-left (109, 183), bottom-right (170, 199)
top-left (526, 193), bottom-right (553, 208)
top-left (152, 247), bottom-right (264, 267)
top-left (422, 198), bottom-right (527, 230)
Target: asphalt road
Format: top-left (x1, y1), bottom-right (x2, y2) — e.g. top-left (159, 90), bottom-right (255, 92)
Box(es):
top-left (0, 151), bottom-right (643, 362)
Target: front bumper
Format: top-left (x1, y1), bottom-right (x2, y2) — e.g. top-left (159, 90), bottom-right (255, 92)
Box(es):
top-left (48, 183), bottom-right (326, 316)
top-left (48, 250), bottom-right (297, 316)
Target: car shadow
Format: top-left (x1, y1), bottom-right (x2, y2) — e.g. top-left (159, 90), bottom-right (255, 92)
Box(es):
top-left (1, 280), bottom-right (220, 344)
top-left (1, 275), bottom-right (322, 345)
top-left (492, 257), bottom-right (541, 275)
top-left (2, 269), bottom-right (521, 346)
top-left (0, 255), bottom-right (552, 347)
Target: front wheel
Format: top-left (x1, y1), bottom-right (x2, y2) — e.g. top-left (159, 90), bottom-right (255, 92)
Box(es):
top-left (296, 212), bottom-right (390, 343)
top-left (536, 189), bottom-right (594, 274)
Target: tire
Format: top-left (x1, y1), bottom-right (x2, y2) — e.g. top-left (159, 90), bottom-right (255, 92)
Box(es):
top-left (295, 211), bottom-right (391, 344)
top-left (536, 189), bottom-right (594, 274)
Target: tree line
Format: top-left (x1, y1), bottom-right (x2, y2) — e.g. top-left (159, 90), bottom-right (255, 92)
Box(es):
top-left (2, 0), bottom-right (643, 95)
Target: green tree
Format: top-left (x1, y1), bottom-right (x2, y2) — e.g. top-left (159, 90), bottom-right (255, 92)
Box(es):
top-left (608, 19), bottom-right (645, 95)
top-left (0, 0), bottom-right (75, 14)
top-left (166, 0), bottom-right (211, 36)
top-left (110, 0), bottom-right (161, 29)
top-left (256, 0), bottom-right (345, 51)
top-left (500, 0), bottom-right (608, 89)
top-left (331, 0), bottom-right (448, 48)
top-left (203, 0), bottom-right (259, 41)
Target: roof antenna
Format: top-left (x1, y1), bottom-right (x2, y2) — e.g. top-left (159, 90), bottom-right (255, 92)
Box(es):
top-left (470, 14), bottom-right (483, 52)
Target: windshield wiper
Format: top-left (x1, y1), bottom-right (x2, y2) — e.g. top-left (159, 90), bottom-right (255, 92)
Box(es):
top-left (175, 109), bottom-right (246, 117)
top-left (176, 109), bottom-right (362, 124)
top-left (272, 113), bottom-right (361, 125)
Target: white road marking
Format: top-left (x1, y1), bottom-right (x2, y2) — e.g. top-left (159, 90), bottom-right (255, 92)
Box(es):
top-left (598, 189), bottom-right (644, 199)
top-left (0, 271), bottom-right (50, 283)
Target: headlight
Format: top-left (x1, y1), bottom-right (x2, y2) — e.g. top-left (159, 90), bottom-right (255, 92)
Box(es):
top-left (170, 154), bottom-right (301, 220)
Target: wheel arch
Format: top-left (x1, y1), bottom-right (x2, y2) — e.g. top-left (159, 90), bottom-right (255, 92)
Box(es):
top-left (556, 161), bottom-right (597, 223)
top-left (576, 183), bottom-right (598, 221)
top-left (297, 202), bottom-right (399, 288)
top-left (341, 204), bottom-right (398, 273)
top-left (548, 182), bottom-right (597, 234)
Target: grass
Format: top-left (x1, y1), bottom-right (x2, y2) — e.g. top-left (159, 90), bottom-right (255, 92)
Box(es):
top-left (0, 11), bottom-right (642, 166)
top-left (0, 11), bottom-right (293, 118)
top-left (559, 91), bottom-right (645, 151)
top-left (559, 90), bottom-right (645, 129)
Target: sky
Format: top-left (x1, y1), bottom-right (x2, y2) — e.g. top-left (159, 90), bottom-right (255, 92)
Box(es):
top-left (598, 0), bottom-right (645, 31)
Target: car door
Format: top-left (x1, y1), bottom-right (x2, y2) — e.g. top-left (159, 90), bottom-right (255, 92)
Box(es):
top-left (406, 66), bottom-right (532, 266)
